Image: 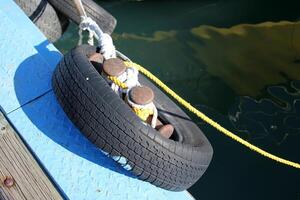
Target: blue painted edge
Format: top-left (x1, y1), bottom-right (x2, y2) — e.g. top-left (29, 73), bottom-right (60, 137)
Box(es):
top-left (0, 0), bottom-right (61, 114)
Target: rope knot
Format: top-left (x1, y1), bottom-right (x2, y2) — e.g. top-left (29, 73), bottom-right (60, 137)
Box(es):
top-left (105, 62), bottom-right (139, 94)
top-left (78, 16), bottom-right (116, 59)
top-left (126, 86), bottom-right (158, 128)
top-left (132, 107), bottom-right (154, 121)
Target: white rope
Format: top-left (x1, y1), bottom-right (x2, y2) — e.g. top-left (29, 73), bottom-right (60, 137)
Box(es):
top-left (102, 66), bottom-right (140, 95)
top-left (126, 95), bottom-right (158, 128)
top-left (123, 66), bottom-right (140, 91)
top-left (78, 16), bottom-right (116, 59)
top-left (78, 28), bottom-right (83, 45)
top-left (87, 30), bottom-right (94, 46)
top-left (73, 0), bottom-right (157, 128)
top-left (78, 21), bottom-right (96, 46)
top-left (74, 0), bottom-right (116, 58)
top-left (73, 0), bottom-right (86, 16)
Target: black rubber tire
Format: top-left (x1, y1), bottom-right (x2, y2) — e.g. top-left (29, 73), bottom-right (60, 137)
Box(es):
top-left (48, 0), bottom-right (116, 35)
top-left (52, 45), bottom-right (213, 191)
top-left (14, 0), bottom-right (69, 42)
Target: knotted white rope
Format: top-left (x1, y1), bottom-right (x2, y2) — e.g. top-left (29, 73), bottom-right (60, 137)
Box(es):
top-left (78, 16), bottom-right (116, 59)
top-left (102, 66), bottom-right (140, 95)
top-left (74, 0), bottom-right (116, 59)
top-left (74, 0), bottom-right (158, 128)
top-left (126, 94), bottom-right (158, 128)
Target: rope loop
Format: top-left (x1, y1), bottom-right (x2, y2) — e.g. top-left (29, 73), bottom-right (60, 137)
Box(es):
top-left (126, 94), bottom-right (157, 128)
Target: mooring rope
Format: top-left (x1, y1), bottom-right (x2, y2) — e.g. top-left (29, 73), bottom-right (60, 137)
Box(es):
top-left (125, 61), bottom-right (300, 169)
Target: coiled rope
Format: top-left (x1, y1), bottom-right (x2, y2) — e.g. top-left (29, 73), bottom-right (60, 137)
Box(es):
top-left (108, 61), bottom-right (300, 169)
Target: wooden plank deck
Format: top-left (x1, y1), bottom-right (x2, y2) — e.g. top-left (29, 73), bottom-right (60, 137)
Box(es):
top-left (0, 112), bottom-right (62, 200)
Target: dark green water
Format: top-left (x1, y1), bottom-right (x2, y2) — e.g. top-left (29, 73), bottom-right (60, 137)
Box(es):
top-left (55, 1), bottom-right (300, 199)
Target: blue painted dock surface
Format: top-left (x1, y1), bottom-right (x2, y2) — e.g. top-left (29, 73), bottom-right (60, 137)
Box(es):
top-left (0, 1), bottom-right (195, 199)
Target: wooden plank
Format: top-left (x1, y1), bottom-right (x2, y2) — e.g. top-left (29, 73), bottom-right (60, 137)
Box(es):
top-left (0, 112), bottom-right (63, 200)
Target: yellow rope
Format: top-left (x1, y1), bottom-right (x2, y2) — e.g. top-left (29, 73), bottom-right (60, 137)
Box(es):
top-left (106, 75), bottom-right (153, 121)
top-left (107, 76), bottom-right (128, 89)
top-left (132, 107), bottom-right (154, 121)
top-left (117, 61), bottom-right (299, 169)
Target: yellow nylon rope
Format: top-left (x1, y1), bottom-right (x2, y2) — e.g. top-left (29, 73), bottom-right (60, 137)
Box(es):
top-left (132, 107), bottom-right (154, 121)
top-left (112, 61), bottom-right (299, 169)
top-left (106, 75), bottom-right (153, 121)
top-left (107, 76), bottom-right (128, 89)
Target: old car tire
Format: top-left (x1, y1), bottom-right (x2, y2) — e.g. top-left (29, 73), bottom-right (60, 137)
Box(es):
top-left (52, 45), bottom-right (213, 191)
top-left (14, 0), bottom-right (69, 42)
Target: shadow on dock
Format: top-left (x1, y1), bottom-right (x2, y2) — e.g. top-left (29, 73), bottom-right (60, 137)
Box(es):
top-left (14, 41), bottom-right (134, 180)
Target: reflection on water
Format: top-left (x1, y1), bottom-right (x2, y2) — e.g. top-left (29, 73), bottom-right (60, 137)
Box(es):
top-left (229, 82), bottom-right (300, 144)
top-left (191, 21), bottom-right (300, 96)
top-left (55, 1), bottom-right (300, 199)
top-left (113, 30), bottom-right (177, 42)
